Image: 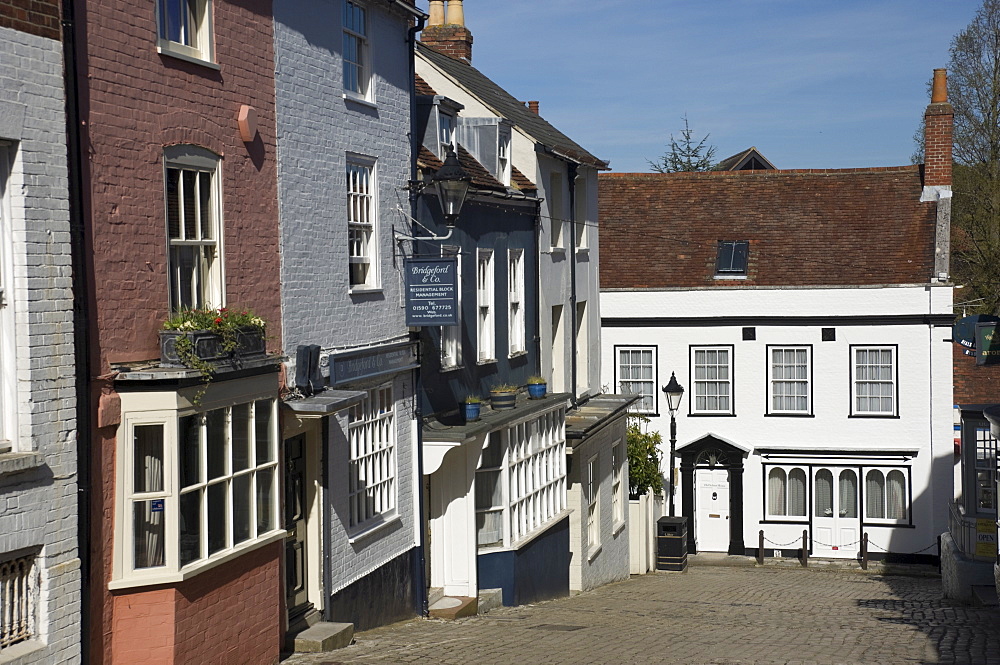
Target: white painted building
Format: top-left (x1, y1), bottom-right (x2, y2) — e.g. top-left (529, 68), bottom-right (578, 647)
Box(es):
top-left (599, 76), bottom-right (954, 564)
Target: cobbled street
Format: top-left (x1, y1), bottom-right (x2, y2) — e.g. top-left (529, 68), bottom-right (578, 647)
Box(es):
top-left (284, 563), bottom-right (1000, 665)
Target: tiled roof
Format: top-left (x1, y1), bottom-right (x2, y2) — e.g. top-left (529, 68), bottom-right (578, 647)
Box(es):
top-left (598, 167), bottom-right (937, 289)
top-left (417, 42), bottom-right (608, 170)
top-left (511, 165), bottom-right (536, 193)
top-left (415, 73), bottom-right (437, 96)
top-left (417, 144), bottom-right (505, 192)
top-left (713, 147), bottom-right (776, 171)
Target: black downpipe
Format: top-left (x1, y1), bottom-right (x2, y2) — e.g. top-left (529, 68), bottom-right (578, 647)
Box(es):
top-left (406, 11), bottom-right (429, 619)
top-left (567, 163), bottom-right (579, 406)
top-left (61, 0), bottom-right (91, 662)
top-left (321, 415), bottom-right (332, 621)
top-left (533, 200), bottom-right (542, 375)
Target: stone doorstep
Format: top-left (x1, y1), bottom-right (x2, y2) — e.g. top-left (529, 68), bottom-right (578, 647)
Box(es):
top-left (477, 588), bottom-right (503, 614)
top-left (293, 622), bottom-right (354, 653)
top-left (428, 596), bottom-right (477, 620)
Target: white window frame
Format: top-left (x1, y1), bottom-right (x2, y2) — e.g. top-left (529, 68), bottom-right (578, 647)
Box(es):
top-left (508, 249), bottom-right (525, 356)
top-left (111, 379), bottom-right (283, 589)
top-left (764, 465), bottom-right (808, 520)
top-left (863, 467), bottom-right (909, 525)
top-left (440, 245), bottom-right (461, 369)
top-left (439, 112), bottom-right (455, 154)
top-left (767, 346), bottom-right (812, 415)
top-left (690, 345), bottom-right (733, 415)
top-left (850, 345), bottom-right (897, 417)
top-left (347, 384), bottom-right (396, 532)
top-left (0, 144), bottom-right (16, 454)
top-left (586, 454), bottom-right (600, 552)
top-left (497, 130), bottom-right (511, 187)
top-left (612, 439), bottom-right (625, 528)
top-left (974, 426), bottom-right (997, 514)
top-left (343, 0), bottom-right (372, 102)
top-left (616, 346), bottom-right (656, 414)
top-left (347, 155), bottom-right (380, 291)
top-left (155, 0), bottom-right (215, 66)
top-left (475, 407), bottom-right (567, 550)
top-left (476, 248), bottom-right (495, 363)
top-left (164, 145), bottom-right (224, 313)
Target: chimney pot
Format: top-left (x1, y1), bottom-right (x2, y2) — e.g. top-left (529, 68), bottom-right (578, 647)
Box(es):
top-left (931, 68), bottom-right (948, 103)
top-left (446, 0), bottom-right (465, 27)
top-left (428, 0), bottom-right (445, 27)
top-left (528, 101), bottom-right (539, 114)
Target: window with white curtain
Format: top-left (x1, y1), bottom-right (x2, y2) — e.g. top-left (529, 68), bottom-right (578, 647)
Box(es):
top-left (508, 249), bottom-right (525, 355)
top-left (767, 346), bottom-right (811, 414)
top-left (865, 468), bottom-right (908, 522)
top-left (114, 377), bottom-right (282, 588)
top-left (440, 245), bottom-right (461, 369)
top-left (617, 346), bottom-right (656, 413)
top-left (766, 466), bottom-right (806, 518)
top-left (691, 346), bottom-right (733, 414)
top-left (474, 407), bottom-right (567, 549)
top-left (586, 454), bottom-right (599, 550)
top-left (851, 346), bottom-right (897, 416)
top-left (477, 249), bottom-right (495, 362)
top-left (612, 439), bottom-right (625, 525)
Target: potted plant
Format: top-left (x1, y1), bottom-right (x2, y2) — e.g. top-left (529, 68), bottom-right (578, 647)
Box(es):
top-left (489, 383), bottom-right (518, 410)
top-left (526, 375), bottom-right (547, 399)
top-left (160, 307), bottom-right (267, 403)
top-left (463, 395), bottom-right (483, 422)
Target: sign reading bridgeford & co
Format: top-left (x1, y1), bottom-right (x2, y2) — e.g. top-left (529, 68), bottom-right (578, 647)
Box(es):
top-left (329, 342), bottom-right (418, 386)
top-left (404, 257), bottom-right (458, 327)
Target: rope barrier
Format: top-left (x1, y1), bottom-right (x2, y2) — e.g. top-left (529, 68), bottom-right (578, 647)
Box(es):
top-left (762, 533), bottom-right (939, 555)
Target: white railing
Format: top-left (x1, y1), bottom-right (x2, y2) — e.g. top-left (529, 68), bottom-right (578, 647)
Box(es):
top-left (0, 554), bottom-right (34, 649)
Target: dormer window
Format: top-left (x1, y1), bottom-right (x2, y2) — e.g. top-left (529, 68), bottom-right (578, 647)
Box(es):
top-left (497, 133), bottom-right (511, 187)
top-left (439, 113), bottom-right (455, 154)
top-left (715, 240), bottom-right (748, 278)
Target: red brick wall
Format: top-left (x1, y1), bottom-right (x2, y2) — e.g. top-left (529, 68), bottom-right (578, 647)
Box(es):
top-left (598, 168), bottom-right (937, 289)
top-left (81, 0), bottom-right (282, 369)
top-left (420, 25), bottom-right (473, 61)
top-left (0, 0), bottom-right (60, 40)
top-left (954, 343), bottom-right (1000, 405)
top-left (108, 544), bottom-right (281, 665)
top-left (924, 103), bottom-right (953, 187)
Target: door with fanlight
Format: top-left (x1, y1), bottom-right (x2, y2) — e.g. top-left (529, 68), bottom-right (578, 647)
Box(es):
top-left (812, 467), bottom-right (860, 558)
top-left (695, 468), bottom-right (730, 551)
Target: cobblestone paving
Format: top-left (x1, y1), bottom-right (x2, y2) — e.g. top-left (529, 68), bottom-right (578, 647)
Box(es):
top-left (283, 565), bottom-right (1000, 665)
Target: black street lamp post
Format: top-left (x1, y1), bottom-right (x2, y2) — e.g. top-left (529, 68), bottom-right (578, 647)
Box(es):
top-left (662, 372), bottom-right (685, 517)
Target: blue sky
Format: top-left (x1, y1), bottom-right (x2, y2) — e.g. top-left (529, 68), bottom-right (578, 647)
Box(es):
top-left (415, 1), bottom-right (982, 172)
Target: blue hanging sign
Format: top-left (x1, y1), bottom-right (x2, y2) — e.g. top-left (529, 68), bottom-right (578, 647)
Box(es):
top-left (976, 322), bottom-right (1000, 366)
top-left (404, 257), bottom-right (459, 327)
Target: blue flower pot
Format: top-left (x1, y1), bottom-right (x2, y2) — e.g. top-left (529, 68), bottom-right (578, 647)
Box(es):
top-left (490, 391), bottom-right (517, 410)
top-left (463, 402), bottom-right (481, 422)
top-left (527, 383), bottom-right (547, 399)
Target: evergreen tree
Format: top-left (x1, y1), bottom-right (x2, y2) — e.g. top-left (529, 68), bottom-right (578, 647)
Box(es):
top-left (648, 115), bottom-right (717, 173)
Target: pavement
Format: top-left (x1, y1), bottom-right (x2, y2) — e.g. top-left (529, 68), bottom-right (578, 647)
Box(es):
top-left (282, 557), bottom-right (1000, 665)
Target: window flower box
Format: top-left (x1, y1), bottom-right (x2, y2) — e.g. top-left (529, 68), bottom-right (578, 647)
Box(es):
top-left (159, 327), bottom-right (266, 368)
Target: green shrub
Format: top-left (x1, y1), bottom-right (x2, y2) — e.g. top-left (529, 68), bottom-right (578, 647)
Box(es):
top-left (627, 416), bottom-right (663, 498)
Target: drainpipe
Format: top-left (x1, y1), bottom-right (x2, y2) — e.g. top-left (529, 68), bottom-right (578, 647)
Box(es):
top-left (406, 9), bottom-right (429, 618)
top-left (533, 199), bottom-right (542, 375)
top-left (567, 163), bottom-right (579, 406)
top-left (62, 0), bottom-right (92, 662)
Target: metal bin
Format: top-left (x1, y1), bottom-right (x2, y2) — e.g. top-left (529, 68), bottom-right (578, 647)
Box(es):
top-left (656, 515), bottom-right (688, 572)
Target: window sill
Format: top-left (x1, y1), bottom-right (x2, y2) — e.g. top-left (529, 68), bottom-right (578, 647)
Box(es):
top-left (349, 285), bottom-right (383, 296)
top-left (587, 544), bottom-right (603, 562)
top-left (0, 638), bottom-right (44, 664)
top-left (576, 247), bottom-right (590, 258)
top-left (477, 508), bottom-right (574, 554)
top-left (862, 521), bottom-right (914, 529)
top-left (612, 520), bottom-right (626, 538)
top-left (348, 513), bottom-right (401, 545)
top-left (848, 414), bottom-right (900, 419)
top-left (548, 247), bottom-right (566, 257)
top-left (713, 275), bottom-right (748, 280)
top-left (109, 529), bottom-right (285, 591)
top-left (508, 351), bottom-right (528, 359)
top-left (476, 358), bottom-right (498, 366)
top-left (343, 92), bottom-right (377, 110)
top-left (0, 452), bottom-right (44, 481)
top-left (765, 413), bottom-right (815, 418)
top-left (440, 363), bottom-right (463, 373)
top-left (157, 42), bottom-right (219, 70)
top-left (759, 518), bottom-right (810, 525)
top-left (687, 412), bottom-right (737, 418)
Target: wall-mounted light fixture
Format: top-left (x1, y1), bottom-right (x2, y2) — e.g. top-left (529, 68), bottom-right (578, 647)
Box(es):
top-left (430, 146), bottom-right (471, 227)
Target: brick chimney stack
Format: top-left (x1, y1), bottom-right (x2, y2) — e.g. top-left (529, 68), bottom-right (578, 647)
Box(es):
top-left (924, 68), bottom-right (953, 187)
top-left (422, 0), bottom-right (474, 63)
top-left (527, 101), bottom-right (539, 114)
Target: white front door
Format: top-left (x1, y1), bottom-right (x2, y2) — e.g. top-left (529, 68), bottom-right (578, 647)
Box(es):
top-left (696, 468), bottom-right (730, 552)
top-left (812, 467), bottom-right (860, 558)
